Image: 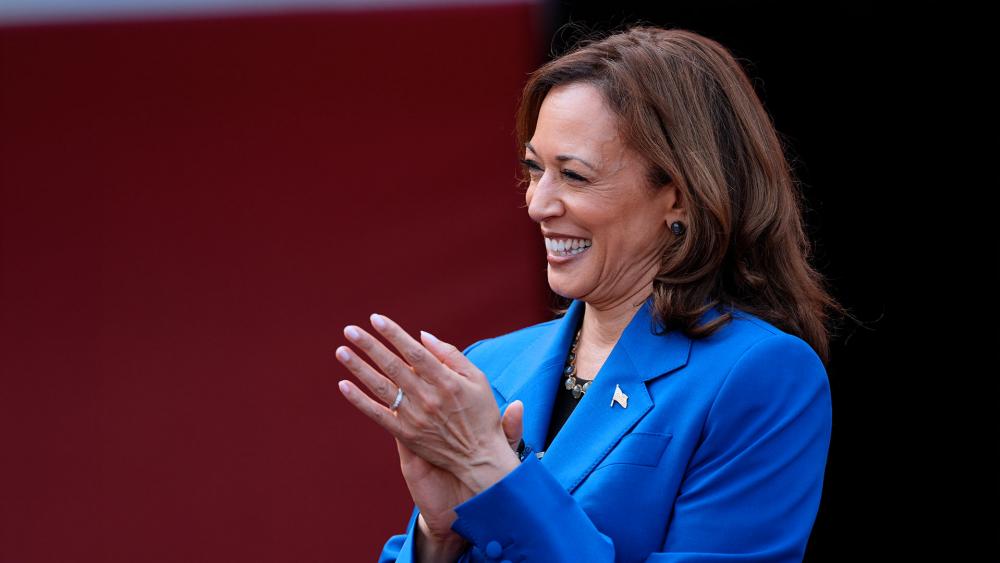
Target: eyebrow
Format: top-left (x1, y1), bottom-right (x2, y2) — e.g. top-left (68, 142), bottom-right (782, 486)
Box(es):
top-left (524, 142), bottom-right (598, 172)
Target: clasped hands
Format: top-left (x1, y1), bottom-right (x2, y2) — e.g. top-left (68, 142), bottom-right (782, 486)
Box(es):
top-left (335, 312), bottom-right (525, 546)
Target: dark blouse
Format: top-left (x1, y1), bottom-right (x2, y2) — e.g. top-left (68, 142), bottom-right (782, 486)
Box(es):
top-left (542, 374), bottom-right (593, 452)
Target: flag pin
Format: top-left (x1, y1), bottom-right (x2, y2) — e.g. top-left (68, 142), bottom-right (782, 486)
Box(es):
top-left (611, 384), bottom-right (629, 409)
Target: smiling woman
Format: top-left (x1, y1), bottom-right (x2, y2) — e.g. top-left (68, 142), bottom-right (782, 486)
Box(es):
top-left (337, 22), bottom-right (852, 563)
top-left (520, 81), bottom-right (681, 308)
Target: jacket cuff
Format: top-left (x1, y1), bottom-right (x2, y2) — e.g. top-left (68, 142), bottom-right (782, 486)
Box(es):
top-left (383, 507), bottom-right (477, 563)
top-left (450, 453), bottom-right (612, 561)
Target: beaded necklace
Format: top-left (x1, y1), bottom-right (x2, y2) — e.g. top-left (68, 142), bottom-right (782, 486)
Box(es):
top-left (563, 326), bottom-right (592, 399)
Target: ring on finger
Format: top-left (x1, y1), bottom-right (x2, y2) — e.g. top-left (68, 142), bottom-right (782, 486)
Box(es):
top-left (389, 386), bottom-right (405, 412)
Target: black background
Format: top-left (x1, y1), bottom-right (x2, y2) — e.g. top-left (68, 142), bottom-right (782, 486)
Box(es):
top-left (533, 3), bottom-right (993, 560)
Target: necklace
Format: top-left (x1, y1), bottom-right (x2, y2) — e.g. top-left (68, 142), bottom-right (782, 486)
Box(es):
top-left (563, 326), bottom-right (591, 399)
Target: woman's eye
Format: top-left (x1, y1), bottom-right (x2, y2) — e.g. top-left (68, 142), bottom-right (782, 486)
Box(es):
top-left (519, 158), bottom-right (542, 173)
top-left (519, 158), bottom-right (586, 182)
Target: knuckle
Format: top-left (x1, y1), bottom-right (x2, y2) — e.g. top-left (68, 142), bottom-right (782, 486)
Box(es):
top-left (382, 361), bottom-right (401, 379)
top-left (439, 378), bottom-right (461, 396)
top-left (404, 345), bottom-right (428, 364)
top-left (423, 394), bottom-right (442, 412)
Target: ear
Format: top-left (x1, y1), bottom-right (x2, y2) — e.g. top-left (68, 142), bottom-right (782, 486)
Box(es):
top-left (656, 180), bottom-right (685, 225)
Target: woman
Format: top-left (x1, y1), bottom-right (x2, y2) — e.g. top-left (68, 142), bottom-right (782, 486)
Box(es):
top-left (336, 24), bottom-right (848, 562)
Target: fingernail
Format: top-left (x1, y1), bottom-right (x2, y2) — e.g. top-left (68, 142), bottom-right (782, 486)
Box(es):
top-left (338, 380), bottom-right (350, 395)
top-left (370, 313), bottom-right (386, 329)
top-left (345, 326), bottom-right (360, 341)
top-left (420, 330), bottom-right (440, 344)
top-left (336, 346), bottom-right (350, 362)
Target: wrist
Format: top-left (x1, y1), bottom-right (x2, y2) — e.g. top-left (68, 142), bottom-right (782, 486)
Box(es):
top-left (456, 439), bottom-right (521, 495)
top-left (415, 514), bottom-right (467, 561)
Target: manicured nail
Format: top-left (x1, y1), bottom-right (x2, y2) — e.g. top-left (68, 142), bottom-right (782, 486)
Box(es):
top-left (370, 313), bottom-right (387, 329)
top-left (420, 330), bottom-right (440, 344)
top-left (345, 326), bottom-right (360, 341)
top-left (338, 380), bottom-right (350, 395)
top-left (336, 346), bottom-right (350, 362)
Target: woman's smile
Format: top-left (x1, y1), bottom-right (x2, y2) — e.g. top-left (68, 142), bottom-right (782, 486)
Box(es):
top-left (545, 236), bottom-right (593, 264)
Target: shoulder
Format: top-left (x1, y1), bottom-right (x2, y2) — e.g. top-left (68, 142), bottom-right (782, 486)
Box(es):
top-left (693, 306), bottom-right (829, 415)
top-left (693, 305), bottom-right (824, 372)
top-left (691, 311), bottom-right (833, 485)
top-left (678, 306), bottom-right (829, 415)
top-left (461, 315), bottom-right (561, 356)
top-left (459, 315), bottom-right (562, 370)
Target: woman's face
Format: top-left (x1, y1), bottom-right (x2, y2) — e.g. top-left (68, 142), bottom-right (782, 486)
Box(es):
top-left (523, 82), bottom-right (683, 307)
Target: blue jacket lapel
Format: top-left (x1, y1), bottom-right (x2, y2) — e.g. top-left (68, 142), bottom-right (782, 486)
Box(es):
top-left (490, 295), bottom-right (709, 494)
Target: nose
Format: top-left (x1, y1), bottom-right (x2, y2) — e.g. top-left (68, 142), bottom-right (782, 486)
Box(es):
top-left (526, 174), bottom-right (565, 224)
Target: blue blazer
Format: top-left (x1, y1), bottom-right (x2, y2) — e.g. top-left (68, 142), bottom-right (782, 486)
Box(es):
top-left (378, 295), bottom-right (832, 562)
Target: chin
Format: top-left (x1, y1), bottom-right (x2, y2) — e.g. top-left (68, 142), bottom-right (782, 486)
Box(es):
top-left (547, 276), bottom-right (583, 300)
top-left (550, 288), bottom-right (574, 299)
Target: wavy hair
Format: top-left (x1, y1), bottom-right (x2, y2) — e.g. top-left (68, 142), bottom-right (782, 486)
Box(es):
top-left (515, 24), bottom-right (855, 365)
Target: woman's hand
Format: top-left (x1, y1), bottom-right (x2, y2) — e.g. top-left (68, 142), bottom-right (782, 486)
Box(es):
top-left (401, 400), bottom-right (523, 546)
top-left (335, 312), bottom-right (521, 505)
top-left (395, 402), bottom-right (524, 552)
top-left (396, 436), bottom-right (471, 551)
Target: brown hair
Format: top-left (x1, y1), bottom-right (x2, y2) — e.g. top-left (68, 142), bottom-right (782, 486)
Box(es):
top-left (515, 24), bottom-right (856, 365)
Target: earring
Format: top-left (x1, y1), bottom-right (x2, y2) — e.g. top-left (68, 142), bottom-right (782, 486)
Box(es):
top-left (670, 220), bottom-right (685, 236)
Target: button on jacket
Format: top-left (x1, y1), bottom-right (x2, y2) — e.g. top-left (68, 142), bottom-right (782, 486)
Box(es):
top-left (378, 295), bottom-right (833, 562)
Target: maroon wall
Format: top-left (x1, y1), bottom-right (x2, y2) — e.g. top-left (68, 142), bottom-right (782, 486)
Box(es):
top-left (0, 4), bottom-right (546, 560)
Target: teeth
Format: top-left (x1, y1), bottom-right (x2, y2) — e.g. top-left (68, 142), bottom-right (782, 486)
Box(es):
top-left (545, 237), bottom-right (592, 256)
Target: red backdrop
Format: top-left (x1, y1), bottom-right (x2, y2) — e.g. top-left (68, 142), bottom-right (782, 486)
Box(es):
top-left (0, 4), bottom-right (547, 561)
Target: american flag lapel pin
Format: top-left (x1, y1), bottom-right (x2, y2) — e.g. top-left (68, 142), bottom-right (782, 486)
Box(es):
top-left (611, 384), bottom-right (629, 409)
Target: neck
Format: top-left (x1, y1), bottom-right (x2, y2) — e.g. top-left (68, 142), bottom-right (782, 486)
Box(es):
top-left (579, 282), bottom-right (652, 352)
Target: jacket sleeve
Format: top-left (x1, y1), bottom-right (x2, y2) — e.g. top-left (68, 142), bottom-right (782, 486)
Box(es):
top-left (450, 451), bottom-right (615, 560)
top-left (444, 333), bottom-right (832, 563)
top-left (375, 339), bottom-right (492, 563)
top-left (377, 506), bottom-right (419, 563)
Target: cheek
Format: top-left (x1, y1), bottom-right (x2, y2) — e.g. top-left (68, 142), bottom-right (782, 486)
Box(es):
top-left (601, 218), bottom-right (659, 253)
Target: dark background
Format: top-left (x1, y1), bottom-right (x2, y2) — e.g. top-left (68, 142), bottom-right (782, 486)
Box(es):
top-left (538, 3), bottom-right (992, 560)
